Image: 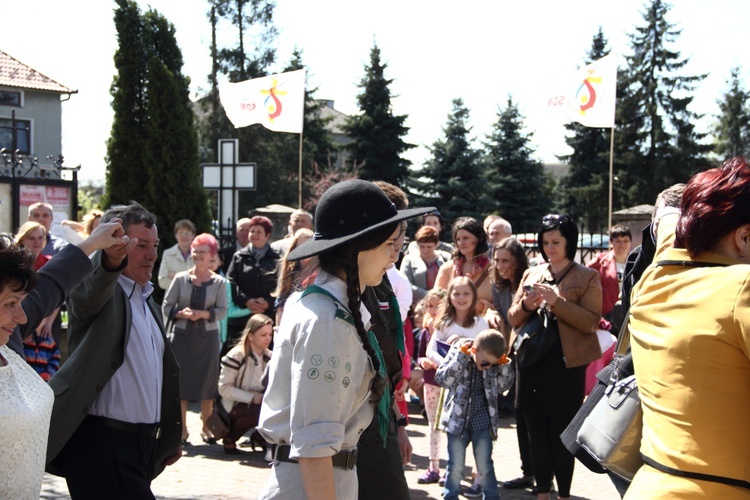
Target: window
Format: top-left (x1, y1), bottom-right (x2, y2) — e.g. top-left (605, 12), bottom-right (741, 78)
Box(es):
top-left (0, 118), bottom-right (31, 154)
top-left (0, 90), bottom-right (22, 107)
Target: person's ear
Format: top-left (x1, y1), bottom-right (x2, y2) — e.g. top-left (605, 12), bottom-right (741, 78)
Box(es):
top-left (735, 224), bottom-right (750, 260)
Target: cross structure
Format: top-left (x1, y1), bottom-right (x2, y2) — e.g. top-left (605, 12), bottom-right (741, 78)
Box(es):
top-left (201, 138), bottom-right (256, 245)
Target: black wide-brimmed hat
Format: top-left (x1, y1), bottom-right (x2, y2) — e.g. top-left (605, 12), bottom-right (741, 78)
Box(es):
top-left (287, 179), bottom-right (435, 261)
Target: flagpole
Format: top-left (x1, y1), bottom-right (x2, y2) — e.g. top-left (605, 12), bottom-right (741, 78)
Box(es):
top-left (297, 132), bottom-right (302, 208)
top-left (608, 126), bottom-right (615, 230)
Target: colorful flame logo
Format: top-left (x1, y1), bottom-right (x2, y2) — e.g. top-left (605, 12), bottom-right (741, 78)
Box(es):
top-left (574, 70), bottom-right (603, 116)
top-left (261, 78), bottom-right (287, 121)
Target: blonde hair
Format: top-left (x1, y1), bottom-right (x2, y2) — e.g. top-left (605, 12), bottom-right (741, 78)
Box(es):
top-left (14, 221), bottom-right (46, 245)
top-left (82, 209), bottom-right (103, 236)
top-left (239, 314), bottom-right (273, 353)
top-left (273, 228), bottom-right (314, 299)
top-left (435, 276), bottom-right (478, 330)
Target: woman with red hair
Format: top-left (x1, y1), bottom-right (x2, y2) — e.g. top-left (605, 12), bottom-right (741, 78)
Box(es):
top-left (627, 156), bottom-right (750, 498)
top-left (226, 215), bottom-right (281, 354)
top-left (163, 232), bottom-right (228, 445)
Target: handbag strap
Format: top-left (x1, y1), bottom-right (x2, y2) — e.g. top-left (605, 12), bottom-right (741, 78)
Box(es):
top-left (642, 455), bottom-right (750, 490)
top-left (656, 260), bottom-right (729, 268)
top-left (474, 265), bottom-right (490, 289)
top-left (548, 261), bottom-right (575, 286)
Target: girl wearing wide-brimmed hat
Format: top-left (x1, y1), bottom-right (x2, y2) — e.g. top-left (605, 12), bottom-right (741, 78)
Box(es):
top-left (257, 180), bottom-right (434, 499)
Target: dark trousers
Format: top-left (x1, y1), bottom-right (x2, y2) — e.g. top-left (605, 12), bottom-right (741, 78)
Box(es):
top-left (58, 416), bottom-right (157, 500)
top-left (506, 380), bottom-right (534, 478)
top-left (522, 408), bottom-right (575, 497)
top-left (222, 402), bottom-right (266, 448)
top-left (516, 408), bottom-right (534, 477)
top-left (356, 410), bottom-right (410, 500)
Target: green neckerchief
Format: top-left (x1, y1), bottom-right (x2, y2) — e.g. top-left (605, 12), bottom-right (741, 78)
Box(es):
top-left (388, 294), bottom-right (405, 356)
top-left (366, 330), bottom-right (391, 447)
top-left (301, 284), bottom-right (390, 447)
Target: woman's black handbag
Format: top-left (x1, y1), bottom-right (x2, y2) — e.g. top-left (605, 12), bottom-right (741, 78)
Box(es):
top-left (514, 306), bottom-right (558, 368)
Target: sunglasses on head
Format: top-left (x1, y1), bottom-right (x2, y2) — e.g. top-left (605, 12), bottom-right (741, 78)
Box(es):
top-left (542, 214), bottom-right (572, 224)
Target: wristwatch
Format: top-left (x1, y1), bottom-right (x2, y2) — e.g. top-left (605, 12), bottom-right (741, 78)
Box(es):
top-left (396, 415), bottom-right (408, 428)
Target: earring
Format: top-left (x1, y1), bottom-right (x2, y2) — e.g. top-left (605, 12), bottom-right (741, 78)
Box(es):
top-left (742, 247), bottom-right (747, 259)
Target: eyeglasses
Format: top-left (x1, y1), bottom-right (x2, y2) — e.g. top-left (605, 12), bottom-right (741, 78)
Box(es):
top-left (479, 354), bottom-right (510, 368)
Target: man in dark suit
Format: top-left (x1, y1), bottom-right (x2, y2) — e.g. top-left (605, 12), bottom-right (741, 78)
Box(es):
top-left (46, 202), bottom-right (182, 499)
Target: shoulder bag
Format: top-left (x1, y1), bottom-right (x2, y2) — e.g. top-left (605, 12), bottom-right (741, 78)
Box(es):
top-left (574, 259), bottom-right (737, 484)
top-left (513, 306), bottom-right (557, 368)
top-left (513, 263), bottom-right (573, 368)
top-left (206, 398), bottom-right (231, 439)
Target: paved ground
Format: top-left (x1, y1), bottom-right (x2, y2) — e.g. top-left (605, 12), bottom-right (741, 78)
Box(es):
top-left (41, 402), bottom-right (620, 499)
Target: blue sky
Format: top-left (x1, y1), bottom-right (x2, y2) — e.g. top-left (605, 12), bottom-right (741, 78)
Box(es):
top-left (4, 0), bottom-right (749, 183)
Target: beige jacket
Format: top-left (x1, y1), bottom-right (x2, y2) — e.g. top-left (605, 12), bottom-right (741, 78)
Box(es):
top-left (218, 345), bottom-right (271, 413)
top-left (508, 262), bottom-right (602, 368)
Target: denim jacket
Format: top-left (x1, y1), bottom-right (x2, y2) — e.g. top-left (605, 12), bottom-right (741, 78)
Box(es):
top-left (434, 343), bottom-right (513, 437)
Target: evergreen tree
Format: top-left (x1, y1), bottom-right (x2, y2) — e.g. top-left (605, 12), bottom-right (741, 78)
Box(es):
top-left (484, 96), bottom-right (548, 233)
top-left (416, 98), bottom-right (487, 224)
top-left (104, 0), bottom-right (149, 207)
top-left (558, 29), bottom-right (612, 234)
top-left (345, 43), bottom-right (414, 187)
top-left (198, 2), bottom-right (336, 214)
top-left (616, 0), bottom-right (712, 205)
top-left (105, 0), bottom-right (210, 249)
top-left (198, 0), bottom-right (281, 214)
top-left (283, 49), bottom-right (336, 206)
top-left (713, 66), bottom-right (750, 160)
top-left (143, 12), bottom-right (211, 249)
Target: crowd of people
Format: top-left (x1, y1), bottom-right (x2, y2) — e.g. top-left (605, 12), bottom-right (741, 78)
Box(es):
top-left (2, 157), bottom-right (750, 499)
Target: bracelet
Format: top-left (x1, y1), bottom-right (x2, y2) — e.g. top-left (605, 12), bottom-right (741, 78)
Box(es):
top-left (397, 415), bottom-right (408, 427)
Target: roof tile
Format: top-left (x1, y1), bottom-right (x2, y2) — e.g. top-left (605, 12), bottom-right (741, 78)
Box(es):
top-left (0, 50), bottom-right (75, 94)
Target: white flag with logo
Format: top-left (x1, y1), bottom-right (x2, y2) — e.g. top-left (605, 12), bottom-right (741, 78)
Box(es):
top-left (545, 54), bottom-right (617, 128)
top-left (219, 69), bottom-right (306, 133)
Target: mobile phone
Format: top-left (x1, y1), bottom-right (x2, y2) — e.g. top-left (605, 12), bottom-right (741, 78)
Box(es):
top-left (523, 284), bottom-right (534, 293)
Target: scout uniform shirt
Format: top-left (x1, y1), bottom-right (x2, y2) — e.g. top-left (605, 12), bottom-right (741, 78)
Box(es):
top-left (258, 271), bottom-right (375, 459)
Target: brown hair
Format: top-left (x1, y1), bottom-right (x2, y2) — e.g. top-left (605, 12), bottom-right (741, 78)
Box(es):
top-left (490, 237), bottom-right (528, 291)
top-left (0, 235), bottom-right (37, 294)
top-left (473, 328), bottom-right (506, 357)
top-left (173, 219), bottom-right (196, 234)
top-left (415, 225), bottom-right (439, 244)
top-left (435, 276), bottom-right (478, 330)
top-left (373, 181), bottom-right (409, 210)
top-left (248, 215), bottom-right (273, 235)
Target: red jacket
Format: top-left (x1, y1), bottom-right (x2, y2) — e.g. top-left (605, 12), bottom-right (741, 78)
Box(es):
top-left (587, 250), bottom-right (620, 317)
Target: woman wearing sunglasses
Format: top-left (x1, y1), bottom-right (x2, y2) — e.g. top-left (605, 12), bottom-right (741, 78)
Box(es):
top-left (508, 214), bottom-right (602, 500)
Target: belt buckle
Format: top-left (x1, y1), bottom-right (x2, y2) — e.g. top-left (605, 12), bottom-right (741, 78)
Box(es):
top-left (346, 448), bottom-right (358, 469)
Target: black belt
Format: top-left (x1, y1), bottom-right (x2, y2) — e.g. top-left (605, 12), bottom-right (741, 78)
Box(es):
top-left (85, 415), bottom-right (161, 439)
top-left (275, 445), bottom-right (358, 470)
